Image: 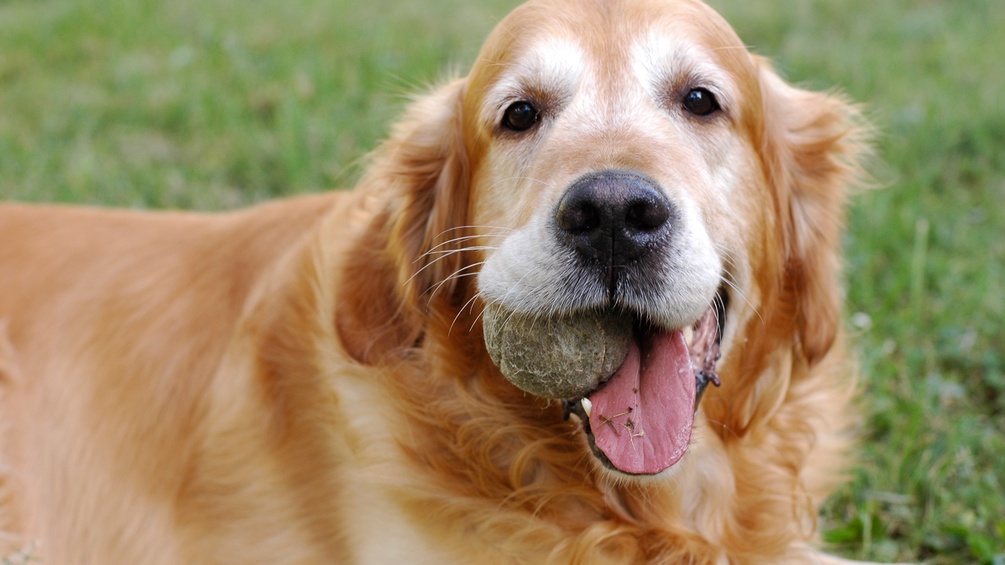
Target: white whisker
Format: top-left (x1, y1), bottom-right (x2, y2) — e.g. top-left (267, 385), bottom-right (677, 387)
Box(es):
top-left (453, 291), bottom-right (490, 335)
top-left (423, 245), bottom-right (499, 256)
top-left (406, 244), bottom-right (496, 288)
top-left (429, 263), bottom-right (485, 299)
top-left (484, 175), bottom-right (555, 192)
top-left (416, 233), bottom-right (510, 264)
top-left (718, 274), bottom-right (762, 324)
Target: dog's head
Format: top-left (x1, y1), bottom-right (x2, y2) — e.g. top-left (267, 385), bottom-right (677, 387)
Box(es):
top-left (339, 0), bottom-right (865, 477)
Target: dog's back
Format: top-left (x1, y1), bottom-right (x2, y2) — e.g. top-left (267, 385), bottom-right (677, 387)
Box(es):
top-left (0, 193), bottom-right (338, 563)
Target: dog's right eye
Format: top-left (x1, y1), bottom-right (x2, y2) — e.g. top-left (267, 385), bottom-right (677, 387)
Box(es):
top-left (682, 88), bottom-right (720, 117)
top-left (502, 101), bottom-right (539, 132)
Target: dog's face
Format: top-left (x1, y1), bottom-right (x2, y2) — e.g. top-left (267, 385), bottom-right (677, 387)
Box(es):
top-left (469, 0), bottom-right (760, 334)
top-left (369, 0), bottom-right (859, 479)
top-left (461, 0), bottom-right (773, 477)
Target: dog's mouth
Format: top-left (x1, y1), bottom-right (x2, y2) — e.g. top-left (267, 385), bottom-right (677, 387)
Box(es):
top-left (561, 289), bottom-right (727, 476)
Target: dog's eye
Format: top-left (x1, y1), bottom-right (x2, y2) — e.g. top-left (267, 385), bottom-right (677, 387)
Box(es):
top-left (682, 88), bottom-right (720, 117)
top-left (502, 101), bottom-right (539, 131)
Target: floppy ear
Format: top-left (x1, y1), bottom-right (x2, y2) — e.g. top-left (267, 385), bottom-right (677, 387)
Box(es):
top-left (335, 79), bottom-right (473, 363)
top-left (382, 78), bottom-right (473, 313)
top-left (758, 60), bottom-right (867, 366)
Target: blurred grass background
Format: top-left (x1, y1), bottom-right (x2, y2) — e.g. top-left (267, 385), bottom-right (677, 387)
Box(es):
top-left (0, 0), bottom-right (1002, 562)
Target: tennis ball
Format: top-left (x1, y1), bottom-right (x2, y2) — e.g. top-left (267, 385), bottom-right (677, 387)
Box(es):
top-left (482, 304), bottom-right (631, 398)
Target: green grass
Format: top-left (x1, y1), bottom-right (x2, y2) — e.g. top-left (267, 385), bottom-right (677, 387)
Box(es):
top-left (1, 0), bottom-right (1002, 563)
top-left (0, 0), bottom-right (503, 207)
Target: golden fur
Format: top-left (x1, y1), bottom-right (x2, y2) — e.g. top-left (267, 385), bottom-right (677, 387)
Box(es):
top-left (0, 0), bottom-right (884, 563)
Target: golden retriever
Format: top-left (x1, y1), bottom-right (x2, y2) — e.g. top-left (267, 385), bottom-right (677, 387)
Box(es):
top-left (0, 0), bottom-right (882, 563)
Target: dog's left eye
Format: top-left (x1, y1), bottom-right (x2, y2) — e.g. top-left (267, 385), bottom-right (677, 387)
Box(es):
top-left (502, 101), bottom-right (540, 132)
top-left (683, 88), bottom-right (720, 117)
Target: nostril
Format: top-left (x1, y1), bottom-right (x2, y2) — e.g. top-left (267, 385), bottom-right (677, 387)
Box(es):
top-left (625, 198), bottom-right (671, 232)
top-left (556, 199), bottom-right (600, 234)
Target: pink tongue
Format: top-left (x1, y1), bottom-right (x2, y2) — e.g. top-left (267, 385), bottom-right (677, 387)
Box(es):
top-left (587, 330), bottom-right (695, 475)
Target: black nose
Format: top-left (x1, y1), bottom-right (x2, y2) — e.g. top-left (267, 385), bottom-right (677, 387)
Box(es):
top-left (554, 170), bottom-right (674, 266)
